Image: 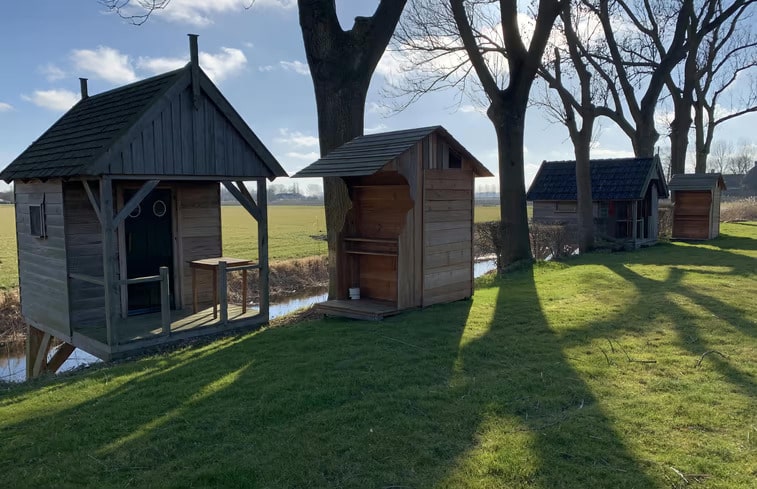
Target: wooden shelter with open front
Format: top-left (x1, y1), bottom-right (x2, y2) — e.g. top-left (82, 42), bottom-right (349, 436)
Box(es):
top-left (0, 36), bottom-right (287, 376)
top-left (294, 126), bottom-right (492, 320)
top-left (668, 173), bottom-right (726, 240)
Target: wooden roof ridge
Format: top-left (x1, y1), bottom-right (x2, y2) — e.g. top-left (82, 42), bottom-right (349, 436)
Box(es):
top-left (292, 126), bottom-right (493, 178)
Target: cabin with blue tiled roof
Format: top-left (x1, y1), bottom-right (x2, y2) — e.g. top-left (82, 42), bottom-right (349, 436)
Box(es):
top-left (526, 157), bottom-right (669, 248)
top-left (0, 36), bottom-right (287, 377)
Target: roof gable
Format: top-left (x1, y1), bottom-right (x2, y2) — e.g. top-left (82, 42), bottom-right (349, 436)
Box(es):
top-left (526, 157), bottom-right (669, 201)
top-left (1, 66), bottom-right (286, 182)
top-left (292, 126), bottom-right (492, 178)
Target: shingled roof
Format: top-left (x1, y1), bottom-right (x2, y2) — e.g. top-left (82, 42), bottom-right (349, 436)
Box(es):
top-left (1, 64), bottom-right (286, 182)
top-left (293, 126), bottom-right (492, 178)
top-left (526, 157), bottom-right (669, 201)
top-left (669, 173), bottom-right (726, 191)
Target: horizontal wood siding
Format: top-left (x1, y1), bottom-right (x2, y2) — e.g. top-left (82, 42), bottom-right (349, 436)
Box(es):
top-left (64, 182), bottom-right (106, 329)
top-left (532, 201), bottom-right (580, 224)
top-left (673, 190), bottom-right (712, 240)
top-left (15, 181), bottom-right (70, 336)
top-left (179, 183), bottom-right (222, 307)
top-left (422, 169), bottom-right (474, 306)
top-left (109, 87), bottom-right (269, 178)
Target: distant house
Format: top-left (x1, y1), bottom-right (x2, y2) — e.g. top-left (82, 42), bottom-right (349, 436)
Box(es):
top-left (526, 157), bottom-right (669, 248)
top-left (668, 173), bottom-right (726, 240)
top-left (722, 162), bottom-right (757, 198)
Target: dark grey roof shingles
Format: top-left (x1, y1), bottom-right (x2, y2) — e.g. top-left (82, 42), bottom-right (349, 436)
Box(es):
top-left (294, 126), bottom-right (439, 178)
top-left (668, 173), bottom-right (725, 191)
top-left (1, 69), bottom-right (185, 181)
top-left (526, 157), bottom-right (668, 201)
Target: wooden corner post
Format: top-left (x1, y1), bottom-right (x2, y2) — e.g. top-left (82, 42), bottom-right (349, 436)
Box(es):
top-left (100, 176), bottom-right (118, 346)
top-left (257, 178), bottom-right (270, 319)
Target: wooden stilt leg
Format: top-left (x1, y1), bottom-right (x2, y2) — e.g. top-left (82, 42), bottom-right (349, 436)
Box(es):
top-left (26, 325), bottom-right (55, 380)
top-left (46, 343), bottom-right (75, 374)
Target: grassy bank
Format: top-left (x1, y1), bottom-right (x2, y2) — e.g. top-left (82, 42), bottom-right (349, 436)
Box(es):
top-left (0, 204), bottom-right (502, 289)
top-left (1, 222), bottom-right (754, 488)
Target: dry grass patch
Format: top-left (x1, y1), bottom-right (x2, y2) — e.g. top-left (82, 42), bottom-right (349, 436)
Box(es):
top-left (721, 197), bottom-right (757, 222)
top-left (0, 289), bottom-right (23, 342)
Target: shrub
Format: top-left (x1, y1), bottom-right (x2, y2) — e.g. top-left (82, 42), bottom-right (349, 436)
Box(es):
top-left (720, 197), bottom-right (757, 222)
top-left (0, 289), bottom-right (24, 342)
top-left (529, 222), bottom-right (578, 260)
top-left (658, 201), bottom-right (674, 239)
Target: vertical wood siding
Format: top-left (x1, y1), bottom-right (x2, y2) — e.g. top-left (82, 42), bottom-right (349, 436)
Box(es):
top-left (106, 87), bottom-right (269, 178)
top-left (15, 181), bottom-right (71, 336)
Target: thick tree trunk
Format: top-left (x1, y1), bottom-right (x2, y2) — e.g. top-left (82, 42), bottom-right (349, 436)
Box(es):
top-left (669, 95), bottom-right (692, 175)
top-left (631, 118), bottom-right (659, 158)
top-left (313, 83), bottom-right (368, 299)
top-left (490, 99), bottom-right (532, 269)
top-left (574, 132), bottom-right (594, 253)
top-left (693, 102), bottom-right (710, 173)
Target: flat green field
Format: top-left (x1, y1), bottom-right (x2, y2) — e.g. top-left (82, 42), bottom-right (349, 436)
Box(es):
top-left (1, 223), bottom-right (754, 488)
top-left (0, 205), bottom-right (502, 289)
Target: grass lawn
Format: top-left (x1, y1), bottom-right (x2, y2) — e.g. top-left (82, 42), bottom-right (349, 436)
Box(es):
top-left (0, 204), bottom-right (503, 289)
top-left (1, 222), bottom-right (754, 488)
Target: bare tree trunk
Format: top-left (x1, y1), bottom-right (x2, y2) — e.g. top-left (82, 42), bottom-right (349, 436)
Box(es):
top-left (669, 102), bottom-right (692, 175)
top-left (490, 99), bottom-right (532, 269)
top-left (299, 0), bottom-right (406, 299)
top-left (574, 131), bottom-right (594, 253)
top-left (631, 118), bottom-right (659, 158)
top-left (313, 84), bottom-right (368, 299)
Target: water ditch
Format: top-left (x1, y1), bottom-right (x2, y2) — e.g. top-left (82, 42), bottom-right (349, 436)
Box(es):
top-left (1, 259), bottom-right (496, 383)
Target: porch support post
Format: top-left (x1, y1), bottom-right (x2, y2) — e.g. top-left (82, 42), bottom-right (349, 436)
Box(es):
top-left (257, 178), bottom-right (269, 320)
top-left (101, 176), bottom-right (118, 346)
top-left (218, 261), bottom-right (228, 324)
top-left (631, 200), bottom-right (639, 246)
top-left (160, 266), bottom-right (171, 335)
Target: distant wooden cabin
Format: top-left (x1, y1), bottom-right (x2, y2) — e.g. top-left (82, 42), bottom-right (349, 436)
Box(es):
top-left (0, 36), bottom-right (286, 375)
top-left (668, 173), bottom-right (726, 240)
top-left (526, 157), bottom-right (669, 248)
top-left (294, 126), bottom-right (492, 320)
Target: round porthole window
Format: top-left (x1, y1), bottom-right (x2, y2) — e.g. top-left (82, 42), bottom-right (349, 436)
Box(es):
top-left (128, 204), bottom-right (141, 219)
top-left (153, 200), bottom-right (167, 217)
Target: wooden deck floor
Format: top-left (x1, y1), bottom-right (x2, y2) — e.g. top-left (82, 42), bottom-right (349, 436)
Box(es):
top-left (72, 304), bottom-right (263, 359)
top-left (315, 299), bottom-right (402, 320)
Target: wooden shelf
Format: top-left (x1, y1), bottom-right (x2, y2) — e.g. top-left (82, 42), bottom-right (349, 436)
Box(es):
top-left (343, 237), bottom-right (397, 244)
top-left (345, 250), bottom-right (398, 257)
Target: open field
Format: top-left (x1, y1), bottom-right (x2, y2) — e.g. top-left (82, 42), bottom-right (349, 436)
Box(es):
top-left (0, 204), bottom-right (502, 289)
top-left (1, 222), bottom-right (754, 488)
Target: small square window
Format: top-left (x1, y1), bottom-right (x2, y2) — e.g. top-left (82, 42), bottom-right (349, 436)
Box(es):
top-left (29, 204), bottom-right (46, 238)
top-left (448, 151), bottom-right (462, 169)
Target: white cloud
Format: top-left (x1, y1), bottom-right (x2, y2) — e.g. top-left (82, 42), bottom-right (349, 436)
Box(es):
top-left (22, 89), bottom-right (79, 111)
top-left (285, 151), bottom-right (319, 161)
top-left (138, 47), bottom-right (247, 83)
top-left (199, 48), bottom-right (247, 82)
top-left (275, 128), bottom-right (319, 147)
top-left (135, 0), bottom-right (295, 27)
top-left (280, 60), bottom-right (310, 76)
top-left (258, 65), bottom-right (275, 72)
top-left (39, 63), bottom-right (66, 82)
top-left (0, 102), bottom-right (13, 112)
top-left (590, 144), bottom-right (634, 159)
top-left (71, 46), bottom-right (137, 84)
top-left (365, 124), bottom-right (388, 134)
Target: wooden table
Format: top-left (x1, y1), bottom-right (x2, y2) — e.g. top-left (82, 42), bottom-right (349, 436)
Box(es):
top-left (189, 257), bottom-right (255, 318)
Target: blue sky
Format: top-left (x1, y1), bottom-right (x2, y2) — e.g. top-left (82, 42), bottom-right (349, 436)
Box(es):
top-left (1, 1), bottom-right (755, 192)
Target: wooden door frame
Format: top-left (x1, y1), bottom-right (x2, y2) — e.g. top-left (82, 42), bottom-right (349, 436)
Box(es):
top-left (116, 182), bottom-right (182, 318)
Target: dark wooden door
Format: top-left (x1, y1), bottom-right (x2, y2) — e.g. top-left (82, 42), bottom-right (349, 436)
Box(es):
top-left (673, 191), bottom-right (711, 240)
top-left (124, 188), bottom-right (174, 315)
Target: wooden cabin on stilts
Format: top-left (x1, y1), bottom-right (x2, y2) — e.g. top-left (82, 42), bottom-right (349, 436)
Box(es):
top-left (1, 35), bottom-right (287, 378)
top-left (293, 126), bottom-right (492, 320)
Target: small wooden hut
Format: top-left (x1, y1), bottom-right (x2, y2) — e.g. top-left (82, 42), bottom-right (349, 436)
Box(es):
top-left (526, 157), bottom-right (669, 248)
top-left (668, 173), bottom-right (726, 240)
top-left (293, 126), bottom-right (492, 320)
top-left (0, 36), bottom-right (287, 374)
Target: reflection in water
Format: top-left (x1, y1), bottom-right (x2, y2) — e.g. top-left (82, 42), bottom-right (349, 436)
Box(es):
top-left (0, 259), bottom-right (497, 383)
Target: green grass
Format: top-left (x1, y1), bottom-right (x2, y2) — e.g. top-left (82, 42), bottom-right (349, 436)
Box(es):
top-left (1, 223), bottom-right (755, 488)
top-left (0, 204), bottom-right (503, 289)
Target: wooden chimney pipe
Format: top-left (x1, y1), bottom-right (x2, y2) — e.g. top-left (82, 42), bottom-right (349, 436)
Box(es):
top-left (188, 33), bottom-right (200, 109)
top-left (79, 78), bottom-right (88, 99)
